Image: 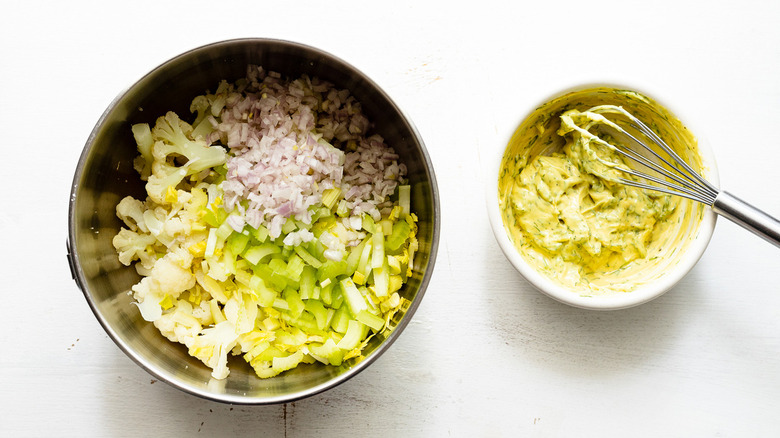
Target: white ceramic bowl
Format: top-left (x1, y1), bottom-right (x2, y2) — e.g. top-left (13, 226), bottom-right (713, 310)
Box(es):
top-left (486, 83), bottom-right (719, 310)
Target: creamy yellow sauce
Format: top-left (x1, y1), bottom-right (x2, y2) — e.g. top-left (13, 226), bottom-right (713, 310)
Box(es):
top-left (499, 88), bottom-right (706, 295)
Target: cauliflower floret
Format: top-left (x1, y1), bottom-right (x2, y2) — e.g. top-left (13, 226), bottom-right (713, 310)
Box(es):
top-left (142, 206), bottom-right (190, 248)
top-left (116, 196), bottom-right (148, 233)
top-left (142, 207), bottom-right (169, 241)
top-left (153, 300), bottom-right (202, 347)
top-left (188, 320), bottom-right (239, 379)
top-left (189, 95), bottom-right (216, 140)
top-left (151, 112), bottom-right (227, 174)
top-left (167, 243), bottom-right (194, 270)
top-left (131, 123), bottom-right (154, 180)
top-left (131, 254), bottom-right (196, 322)
top-left (146, 165), bottom-right (189, 205)
top-left (191, 299), bottom-right (215, 326)
top-left (164, 216), bottom-right (188, 237)
top-left (148, 254), bottom-right (196, 295)
top-left (133, 112), bottom-right (227, 205)
top-left (112, 228), bottom-right (157, 268)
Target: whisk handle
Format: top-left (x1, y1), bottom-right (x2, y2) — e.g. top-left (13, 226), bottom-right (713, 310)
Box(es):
top-left (712, 191), bottom-right (780, 248)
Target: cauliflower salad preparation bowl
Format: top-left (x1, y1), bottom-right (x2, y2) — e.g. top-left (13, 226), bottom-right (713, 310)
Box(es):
top-left (67, 39), bottom-right (440, 404)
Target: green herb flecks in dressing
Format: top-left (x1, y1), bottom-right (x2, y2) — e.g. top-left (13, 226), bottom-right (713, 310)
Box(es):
top-left (498, 88), bottom-right (705, 295)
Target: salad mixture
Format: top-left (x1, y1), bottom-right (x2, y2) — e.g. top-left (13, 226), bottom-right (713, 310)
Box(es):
top-left (112, 66), bottom-right (418, 379)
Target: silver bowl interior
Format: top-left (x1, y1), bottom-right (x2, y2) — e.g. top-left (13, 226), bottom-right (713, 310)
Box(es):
top-left (67, 39), bottom-right (439, 404)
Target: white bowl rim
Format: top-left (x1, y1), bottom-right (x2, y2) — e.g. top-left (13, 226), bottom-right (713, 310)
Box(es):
top-left (485, 81), bottom-right (719, 310)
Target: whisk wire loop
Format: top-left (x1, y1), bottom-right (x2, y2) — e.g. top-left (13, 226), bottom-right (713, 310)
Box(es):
top-left (593, 110), bottom-right (719, 205)
top-left (628, 117), bottom-right (719, 194)
top-left (584, 106), bottom-right (780, 248)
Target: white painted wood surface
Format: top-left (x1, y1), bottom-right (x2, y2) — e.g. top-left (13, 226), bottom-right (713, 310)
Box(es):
top-left (4, 0), bottom-right (780, 436)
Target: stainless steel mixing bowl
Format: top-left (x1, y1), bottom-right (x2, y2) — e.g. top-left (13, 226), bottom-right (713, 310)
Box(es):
top-left (67, 38), bottom-right (440, 404)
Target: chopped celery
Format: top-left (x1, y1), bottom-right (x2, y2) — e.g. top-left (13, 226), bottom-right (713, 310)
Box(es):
top-left (310, 206), bottom-right (333, 223)
top-left (216, 219), bottom-right (235, 240)
top-left (251, 263), bottom-right (273, 285)
top-left (277, 327), bottom-right (308, 347)
top-left (340, 277), bottom-right (368, 317)
top-left (281, 218), bottom-right (297, 234)
top-left (331, 285), bottom-right (345, 309)
top-left (299, 266), bottom-right (316, 299)
top-left (336, 320), bottom-right (366, 350)
top-left (354, 239), bottom-right (373, 285)
top-left (398, 185), bottom-right (411, 215)
top-left (330, 306), bottom-right (350, 334)
top-left (222, 246), bottom-right (236, 275)
top-left (389, 275), bottom-right (403, 293)
top-left (312, 215), bottom-right (336, 236)
top-left (321, 188), bottom-right (342, 209)
top-left (250, 224), bottom-right (269, 243)
top-left (159, 294), bottom-right (174, 310)
top-left (294, 245), bottom-right (323, 268)
top-left (285, 254), bottom-right (306, 280)
top-left (250, 275), bottom-right (276, 307)
top-left (272, 350), bottom-right (305, 373)
top-left (293, 218), bottom-right (312, 231)
top-left (269, 258), bottom-right (288, 275)
top-left (356, 309), bottom-right (385, 332)
top-left (235, 259), bottom-right (249, 272)
top-left (262, 316), bottom-right (281, 331)
top-left (205, 228), bottom-right (218, 257)
top-left (201, 208), bottom-right (226, 227)
top-left (317, 259), bottom-right (347, 283)
top-left (371, 227), bottom-right (385, 269)
top-left (309, 339), bottom-right (343, 366)
top-left (387, 255), bottom-right (402, 274)
top-left (320, 281), bottom-right (334, 306)
top-left (282, 310), bottom-right (321, 334)
top-left (304, 299), bottom-right (329, 330)
top-left (345, 239), bottom-right (366, 275)
top-left (362, 214), bottom-right (376, 234)
top-left (388, 205), bottom-right (402, 221)
top-left (272, 297), bottom-right (290, 311)
top-left (386, 219), bottom-right (411, 252)
top-left (254, 345), bottom-right (285, 364)
top-left (336, 199), bottom-right (349, 217)
top-left (379, 219), bottom-right (393, 236)
top-left (213, 164), bottom-right (228, 178)
top-left (243, 243), bottom-right (281, 265)
top-left (227, 232), bottom-right (251, 255)
top-left (372, 259), bottom-right (389, 297)
top-left (234, 267), bottom-right (252, 285)
top-left (244, 341), bottom-right (270, 363)
top-left (284, 288), bottom-right (305, 319)
top-left (279, 244), bottom-right (294, 258)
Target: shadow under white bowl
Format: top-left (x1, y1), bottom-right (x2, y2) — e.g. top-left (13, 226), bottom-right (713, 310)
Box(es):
top-left (486, 82), bottom-right (719, 310)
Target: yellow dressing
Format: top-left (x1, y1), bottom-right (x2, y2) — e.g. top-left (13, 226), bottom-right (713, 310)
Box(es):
top-left (498, 88), bottom-right (706, 295)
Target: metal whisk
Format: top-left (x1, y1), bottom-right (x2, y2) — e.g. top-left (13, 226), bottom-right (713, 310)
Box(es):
top-left (573, 105), bottom-right (780, 248)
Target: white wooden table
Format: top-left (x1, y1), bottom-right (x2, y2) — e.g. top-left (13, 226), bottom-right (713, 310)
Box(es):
top-left (4, 0), bottom-right (780, 436)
